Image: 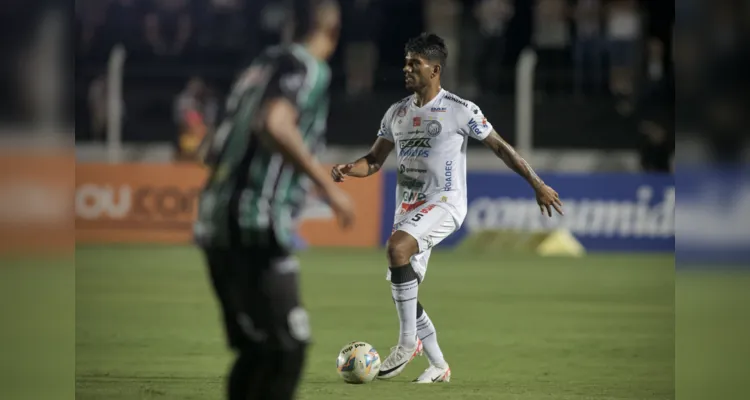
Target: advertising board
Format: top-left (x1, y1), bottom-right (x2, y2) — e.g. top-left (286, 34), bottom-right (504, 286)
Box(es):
top-left (0, 152), bottom-right (74, 254)
top-left (76, 163), bottom-right (382, 247)
top-left (381, 172), bottom-right (674, 252)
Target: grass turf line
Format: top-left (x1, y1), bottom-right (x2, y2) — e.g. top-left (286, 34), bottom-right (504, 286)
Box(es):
top-left (75, 246), bottom-right (674, 400)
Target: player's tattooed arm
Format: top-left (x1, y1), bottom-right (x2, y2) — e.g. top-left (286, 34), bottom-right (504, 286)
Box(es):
top-left (332, 138), bottom-right (394, 181)
top-left (482, 129), bottom-right (544, 190)
top-left (482, 130), bottom-right (564, 216)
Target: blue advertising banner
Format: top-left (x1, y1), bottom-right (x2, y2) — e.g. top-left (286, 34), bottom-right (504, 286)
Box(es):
top-left (675, 167), bottom-right (750, 266)
top-left (381, 172), bottom-right (674, 252)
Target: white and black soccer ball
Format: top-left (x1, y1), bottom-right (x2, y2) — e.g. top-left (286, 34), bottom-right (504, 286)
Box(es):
top-left (336, 341), bottom-right (381, 384)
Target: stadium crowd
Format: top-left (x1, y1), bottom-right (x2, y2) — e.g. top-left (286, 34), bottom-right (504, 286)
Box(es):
top-left (75, 0), bottom-right (673, 171)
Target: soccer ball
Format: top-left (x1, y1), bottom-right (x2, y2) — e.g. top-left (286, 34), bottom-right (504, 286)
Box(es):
top-left (336, 341), bottom-right (381, 384)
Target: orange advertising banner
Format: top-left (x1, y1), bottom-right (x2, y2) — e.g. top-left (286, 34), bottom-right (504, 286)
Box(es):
top-left (75, 163), bottom-right (382, 247)
top-left (0, 152), bottom-right (75, 255)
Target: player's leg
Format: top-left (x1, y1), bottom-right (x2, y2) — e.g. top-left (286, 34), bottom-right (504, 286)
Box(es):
top-left (401, 208), bottom-right (456, 383)
top-left (202, 247), bottom-right (270, 400)
top-left (379, 203), bottom-right (454, 379)
top-left (207, 243), bottom-right (307, 400)
top-left (413, 300), bottom-right (451, 383)
top-left (377, 229), bottom-right (423, 380)
top-left (254, 248), bottom-right (310, 399)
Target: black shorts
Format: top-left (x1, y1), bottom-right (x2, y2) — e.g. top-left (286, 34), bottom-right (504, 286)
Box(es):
top-left (202, 241), bottom-right (310, 352)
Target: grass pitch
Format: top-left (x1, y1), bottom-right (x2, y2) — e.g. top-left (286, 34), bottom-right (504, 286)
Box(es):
top-left (75, 246), bottom-right (674, 400)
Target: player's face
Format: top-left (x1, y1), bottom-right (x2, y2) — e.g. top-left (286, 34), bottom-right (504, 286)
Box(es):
top-left (403, 53), bottom-right (434, 91)
top-left (316, 3), bottom-right (342, 60)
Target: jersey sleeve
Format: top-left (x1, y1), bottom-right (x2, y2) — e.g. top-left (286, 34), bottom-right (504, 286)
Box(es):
top-left (457, 102), bottom-right (493, 141)
top-left (376, 106), bottom-right (396, 142)
top-left (264, 55), bottom-right (308, 108)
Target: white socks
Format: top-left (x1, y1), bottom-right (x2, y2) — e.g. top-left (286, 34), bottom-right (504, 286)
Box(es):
top-left (417, 310), bottom-right (447, 368)
top-left (390, 265), bottom-right (420, 349)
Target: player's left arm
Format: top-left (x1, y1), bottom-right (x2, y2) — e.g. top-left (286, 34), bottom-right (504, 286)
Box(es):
top-left (460, 102), bottom-right (563, 217)
top-left (481, 130), bottom-right (564, 216)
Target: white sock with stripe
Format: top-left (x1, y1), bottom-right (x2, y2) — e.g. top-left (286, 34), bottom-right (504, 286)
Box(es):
top-left (390, 264), bottom-right (419, 349)
top-left (417, 308), bottom-right (447, 368)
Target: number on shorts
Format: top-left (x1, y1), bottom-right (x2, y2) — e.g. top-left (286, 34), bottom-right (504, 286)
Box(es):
top-left (411, 213), bottom-right (423, 222)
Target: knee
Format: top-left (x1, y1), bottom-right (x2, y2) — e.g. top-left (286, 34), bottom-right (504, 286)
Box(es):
top-left (386, 233), bottom-right (417, 266)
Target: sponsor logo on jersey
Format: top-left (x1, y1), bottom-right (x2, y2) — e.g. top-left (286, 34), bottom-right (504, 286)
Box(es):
top-left (425, 120), bottom-right (442, 137)
top-left (444, 160), bottom-right (454, 191)
top-left (399, 192), bottom-right (428, 214)
top-left (468, 118), bottom-right (486, 137)
top-left (399, 164), bottom-right (428, 174)
top-left (430, 107), bottom-right (447, 112)
top-left (420, 204), bottom-right (437, 213)
top-left (399, 138), bottom-right (431, 157)
top-left (413, 117), bottom-right (421, 127)
top-left (400, 138), bottom-right (431, 148)
top-left (398, 176), bottom-right (425, 190)
top-left (445, 95), bottom-right (468, 108)
top-left (281, 73), bottom-right (304, 94)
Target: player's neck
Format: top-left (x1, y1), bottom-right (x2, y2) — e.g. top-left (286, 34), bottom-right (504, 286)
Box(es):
top-left (413, 85), bottom-right (442, 107)
top-left (302, 34), bottom-right (331, 61)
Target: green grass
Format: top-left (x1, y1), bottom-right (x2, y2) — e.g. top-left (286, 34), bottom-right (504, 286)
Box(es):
top-left (0, 258), bottom-right (75, 400)
top-left (676, 271), bottom-right (750, 400)
top-left (75, 246), bottom-right (674, 400)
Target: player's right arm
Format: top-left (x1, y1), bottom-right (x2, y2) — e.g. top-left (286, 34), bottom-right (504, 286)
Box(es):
top-left (331, 138), bottom-right (394, 181)
top-left (260, 57), bottom-right (354, 229)
top-left (331, 106), bottom-right (397, 181)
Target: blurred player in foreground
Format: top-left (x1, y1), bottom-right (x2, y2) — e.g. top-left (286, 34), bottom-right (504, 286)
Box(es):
top-left (332, 33), bottom-right (564, 383)
top-left (194, 1), bottom-right (351, 399)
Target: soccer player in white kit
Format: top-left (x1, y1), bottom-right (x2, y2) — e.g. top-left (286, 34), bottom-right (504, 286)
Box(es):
top-left (331, 33), bottom-right (564, 383)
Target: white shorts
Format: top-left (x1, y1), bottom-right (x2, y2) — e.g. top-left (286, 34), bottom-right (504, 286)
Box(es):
top-left (385, 202), bottom-right (457, 283)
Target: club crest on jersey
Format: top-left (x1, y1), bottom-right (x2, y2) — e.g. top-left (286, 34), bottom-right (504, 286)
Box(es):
top-left (425, 120), bottom-right (442, 137)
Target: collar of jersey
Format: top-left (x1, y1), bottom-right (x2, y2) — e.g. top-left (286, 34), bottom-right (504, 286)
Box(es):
top-left (410, 88), bottom-right (446, 110)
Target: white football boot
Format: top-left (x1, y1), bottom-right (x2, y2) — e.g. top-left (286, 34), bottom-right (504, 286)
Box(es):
top-left (412, 364), bottom-right (451, 383)
top-left (377, 337), bottom-right (423, 379)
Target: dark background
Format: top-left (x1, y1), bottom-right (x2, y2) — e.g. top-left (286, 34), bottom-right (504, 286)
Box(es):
top-left (73, 0), bottom-right (674, 157)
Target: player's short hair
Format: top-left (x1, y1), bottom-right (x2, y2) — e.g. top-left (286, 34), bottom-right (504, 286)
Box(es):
top-left (290, 0), bottom-right (340, 41)
top-left (405, 33), bottom-right (448, 69)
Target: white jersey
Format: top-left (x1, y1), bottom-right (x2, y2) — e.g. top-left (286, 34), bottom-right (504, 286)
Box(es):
top-left (377, 89), bottom-right (493, 227)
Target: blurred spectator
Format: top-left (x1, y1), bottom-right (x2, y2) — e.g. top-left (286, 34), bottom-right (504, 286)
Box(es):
top-left (343, 0), bottom-right (379, 96)
top-left (605, 0), bottom-right (642, 114)
top-left (533, 0), bottom-right (571, 94)
top-left (572, 0), bottom-right (604, 96)
top-left (643, 37), bottom-right (665, 89)
top-left (473, 0), bottom-right (514, 94)
top-left (174, 77), bottom-right (218, 160)
top-left (638, 119), bottom-right (673, 173)
top-left (145, 0), bottom-right (193, 56)
top-left (87, 74), bottom-right (127, 142)
top-left (88, 75), bottom-right (107, 141)
top-left (637, 37), bottom-right (672, 173)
